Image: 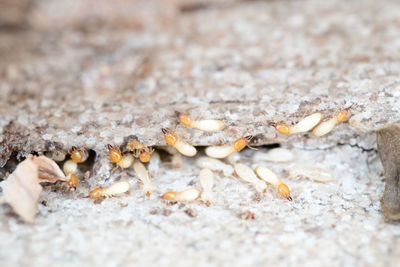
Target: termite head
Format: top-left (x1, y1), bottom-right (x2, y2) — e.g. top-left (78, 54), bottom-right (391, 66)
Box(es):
top-left (176, 112), bottom-right (193, 127)
top-left (233, 135), bottom-right (253, 152)
top-left (162, 128), bottom-right (178, 146)
top-left (277, 183), bottom-right (292, 201)
top-left (336, 105), bottom-right (353, 122)
top-left (162, 191), bottom-right (177, 201)
top-left (268, 121), bottom-right (290, 135)
top-left (66, 173), bottom-right (78, 189)
top-left (106, 144), bottom-right (122, 163)
top-left (139, 151), bottom-right (151, 163)
top-left (89, 188), bottom-right (104, 199)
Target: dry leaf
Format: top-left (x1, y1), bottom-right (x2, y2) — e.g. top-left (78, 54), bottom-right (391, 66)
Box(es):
top-left (29, 155), bottom-right (66, 183)
top-left (0, 158), bottom-right (42, 223)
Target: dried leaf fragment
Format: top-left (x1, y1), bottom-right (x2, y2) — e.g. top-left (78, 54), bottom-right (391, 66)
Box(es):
top-left (0, 158), bottom-right (42, 223)
top-left (30, 155), bottom-right (66, 183)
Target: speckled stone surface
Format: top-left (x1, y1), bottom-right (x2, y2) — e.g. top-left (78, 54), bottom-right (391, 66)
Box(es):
top-left (1, 0), bottom-right (400, 266)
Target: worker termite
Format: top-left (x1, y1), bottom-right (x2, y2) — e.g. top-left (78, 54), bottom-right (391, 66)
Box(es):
top-left (177, 112), bottom-right (226, 132)
top-left (253, 148), bottom-right (294, 163)
top-left (70, 147), bottom-right (89, 163)
top-left (205, 135), bottom-right (253, 159)
top-left (196, 156), bottom-right (234, 177)
top-left (199, 168), bottom-right (215, 206)
top-left (162, 188), bottom-right (201, 203)
top-left (126, 138), bottom-right (154, 163)
top-left (161, 128), bottom-right (197, 157)
top-left (133, 161), bottom-right (154, 197)
top-left (255, 166), bottom-right (292, 201)
top-left (233, 163), bottom-right (267, 193)
top-left (45, 150), bottom-right (66, 162)
top-left (89, 181), bottom-right (131, 199)
top-left (269, 113), bottom-right (322, 135)
top-left (312, 107), bottom-right (351, 136)
top-left (288, 166), bottom-right (334, 182)
top-left (148, 151), bottom-right (160, 178)
top-left (106, 144), bottom-right (134, 168)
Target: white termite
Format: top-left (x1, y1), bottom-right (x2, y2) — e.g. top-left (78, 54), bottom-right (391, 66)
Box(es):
top-left (162, 128), bottom-right (197, 157)
top-left (162, 188), bottom-right (201, 202)
top-left (89, 181), bottom-right (131, 198)
top-left (255, 166), bottom-right (292, 200)
top-left (252, 148), bottom-right (294, 163)
top-left (133, 161), bottom-right (154, 197)
top-left (288, 166), bottom-right (334, 182)
top-left (148, 151), bottom-right (161, 178)
top-left (234, 163), bottom-right (267, 193)
top-left (205, 136), bottom-right (252, 159)
top-left (270, 113), bottom-right (322, 135)
top-left (312, 108), bottom-right (350, 137)
top-left (199, 168), bottom-right (215, 206)
top-left (45, 150), bottom-right (66, 162)
top-left (117, 153), bottom-right (134, 169)
top-left (196, 157), bottom-right (234, 177)
top-left (178, 112), bottom-right (226, 132)
top-left (63, 159), bottom-right (78, 174)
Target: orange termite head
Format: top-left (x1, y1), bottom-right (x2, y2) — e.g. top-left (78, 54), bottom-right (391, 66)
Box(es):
top-left (66, 173), bottom-right (78, 189)
top-left (336, 105), bottom-right (352, 122)
top-left (139, 151), bottom-right (151, 163)
top-left (177, 112), bottom-right (193, 127)
top-left (106, 144), bottom-right (122, 163)
top-left (269, 121), bottom-right (290, 135)
top-left (277, 183), bottom-right (292, 201)
top-left (89, 188), bottom-right (104, 199)
top-left (162, 191), bottom-right (177, 201)
top-left (161, 128), bottom-right (178, 146)
top-left (233, 135), bottom-right (253, 152)
top-left (70, 147), bottom-right (84, 163)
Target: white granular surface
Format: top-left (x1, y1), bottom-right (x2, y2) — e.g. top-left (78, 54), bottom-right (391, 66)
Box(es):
top-left (1, 144), bottom-right (399, 267)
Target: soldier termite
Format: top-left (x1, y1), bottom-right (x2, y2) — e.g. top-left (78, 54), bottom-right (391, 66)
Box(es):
top-left (269, 113), bottom-right (322, 135)
top-left (199, 168), bottom-right (215, 206)
top-left (312, 107), bottom-right (351, 136)
top-left (196, 156), bottom-right (234, 177)
top-left (252, 148), bottom-right (294, 163)
top-left (288, 166), bottom-right (334, 182)
top-left (161, 128), bottom-right (197, 157)
top-left (162, 188), bottom-right (201, 202)
top-left (70, 147), bottom-right (89, 163)
top-left (233, 163), bottom-right (267, 193)
top-left (89, 181), bottom-right (131, 199)
top-left (106, 144), bottom-right (134, 168)
top-left (177, 112), bottom-right (226, 132)
top-left (133, 161), bottom-right (154, 197)
top-left (255, 166), bottom-right (292, 201)
top-left (205, 136), bottom-right (253, 159)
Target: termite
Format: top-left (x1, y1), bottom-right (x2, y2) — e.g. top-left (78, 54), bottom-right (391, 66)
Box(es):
top-left (199, 168), bottom-right (215, 206)
top-left (205, 136), bottom-right (253, 159)
top-left (177, 112), bottom-right (226, 132)
top-left (288, 166), bottom-right (334, 182)
top-left (148, 151), bottom-right (161, 178)
top-left (106, 144), bottom-right (134, 168)
top-left (269, 113), bottom-right (322, 135)
top-left (133, 161), bottom-right (154, 197)
top-left (63, 159), bottom-right (78, 175)
top-left (70, 147), bottom-right (89, 163)
top-left (312, 107), bottom-right (351, 136)
top-left (126, 138), bottom-right (154, 163)
top-left (196, 156), bottom-right (234, 177)
top-left (45, 150), bottom-right (66, 162)
top-left (162, 188), bottom-right (201, 202)
top-left (253, 148), bottom-right (294, 163)
top-left (255, 166), bottom-right (292, 201)
top-left (161, 128), bottom-right (197, 157)
top-left (89, 181), bottom-right (131, 199)
top-left (234, 163), bottom-right (267, 193)
top-left (66, 173), bottom-right (78, 189)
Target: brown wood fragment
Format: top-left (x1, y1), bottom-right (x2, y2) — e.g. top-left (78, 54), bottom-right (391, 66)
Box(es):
top-left (376, 124), bottom-right (400, 220)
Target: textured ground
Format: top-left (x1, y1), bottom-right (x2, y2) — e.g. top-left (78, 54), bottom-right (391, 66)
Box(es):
top-left (1, 0), bottom-right (400, 266)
